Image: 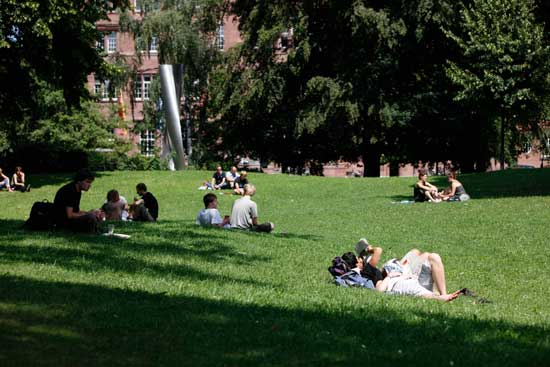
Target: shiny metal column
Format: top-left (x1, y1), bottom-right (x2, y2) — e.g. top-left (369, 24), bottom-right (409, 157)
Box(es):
top-left (159, 64), bottom-right (186, 170)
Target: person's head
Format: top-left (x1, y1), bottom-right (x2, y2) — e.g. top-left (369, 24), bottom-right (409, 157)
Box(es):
top-left (447, 171), bottom-right (457, 181)
top-left (243, 184), bottom-right (256, 196)
top-left (203, 193), bottom-right (218, 208)
top-left (215, 165), bottom-right (223, 173)
top-left (418, 168), bottom-right (427, 181)
top-left (74, 168), bottom-right (95, 192)
top-left (15, 166), bottom-right (23, 173)
top-left (342, 252), bottom-right (361, 270)
top-left (230, 166), bottom-right (237, 174)
top-left (240, 171), bottom-right (247, 178)
top-left (136, 183), bottom-right (147, 195)
top-left (107, 189), bottom-right (120, 203)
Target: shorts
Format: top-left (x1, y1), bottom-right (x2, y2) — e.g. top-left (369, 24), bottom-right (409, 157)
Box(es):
top-left (389, 278), bottom-right (433, 297)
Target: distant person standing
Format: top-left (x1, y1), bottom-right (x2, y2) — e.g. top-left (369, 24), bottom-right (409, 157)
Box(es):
top-left (54, 169), bottom-right (103, 233)
top-left (130, 183), bottom-right (159, 221)
top-left (230, 184), bottom-right (274, 233)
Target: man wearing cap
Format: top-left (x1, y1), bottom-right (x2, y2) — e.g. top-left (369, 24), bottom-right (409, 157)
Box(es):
top-left (53, 168), bottom-right (103, 233)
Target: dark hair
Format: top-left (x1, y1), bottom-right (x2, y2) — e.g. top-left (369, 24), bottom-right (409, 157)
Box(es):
top-left (203, 193), bottom-right (217, 208)
top-left (418, 168), bottom-right (427, 178)
top-left (447, 171), bottom-right (457, 180)
top-left (107, 189), bottom-right (120, 202)
top-left (341, 252), bottom-right (358, 269)
top-left (74, 168), bottom-right (95, 183)
top-left (136, 183), bottom-right (147, 192)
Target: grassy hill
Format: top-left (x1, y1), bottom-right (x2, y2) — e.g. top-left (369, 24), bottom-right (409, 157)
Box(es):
top-left (1, 169), bottom-right (549, 366)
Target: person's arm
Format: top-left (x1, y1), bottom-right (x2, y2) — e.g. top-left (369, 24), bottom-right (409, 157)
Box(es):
top-left (416, 181), bottom-right (432, 191)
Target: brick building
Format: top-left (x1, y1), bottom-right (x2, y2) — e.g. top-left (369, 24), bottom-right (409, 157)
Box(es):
top-left (88, 5), bottom-right (242, 156)
top-left (90, 6), bottom-right (549, 175)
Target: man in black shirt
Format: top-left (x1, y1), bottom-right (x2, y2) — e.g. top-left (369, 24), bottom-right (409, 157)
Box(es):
top-left (54, 169), bottom-right (103, 233)
top-left (130, 183), bottom-right (158, 221)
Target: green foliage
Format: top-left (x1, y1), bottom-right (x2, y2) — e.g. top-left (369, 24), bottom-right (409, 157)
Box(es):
top-left (0, 170), bottom-right (550, 365)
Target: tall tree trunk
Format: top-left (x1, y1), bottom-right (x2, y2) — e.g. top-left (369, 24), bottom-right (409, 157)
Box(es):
top-left (363, 144), bottom-right (381, 177)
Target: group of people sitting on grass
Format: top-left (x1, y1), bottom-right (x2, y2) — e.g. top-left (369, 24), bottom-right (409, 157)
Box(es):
top-left (196, 184), bottom-right (274, 233)
top-left (52, 169), bottom-right (158, 233)
top-left (0, 166), bottom-right (31, 192)
top-left (200, 165), bottom-right (250, 195)
top-left (414, 169), bottom-right (469, 203)
top-left (330, 238), bottom-right (470, 302)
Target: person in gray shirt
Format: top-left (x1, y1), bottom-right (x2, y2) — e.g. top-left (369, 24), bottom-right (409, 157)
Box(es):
top-left (230, 184), bottom-right (274, 233)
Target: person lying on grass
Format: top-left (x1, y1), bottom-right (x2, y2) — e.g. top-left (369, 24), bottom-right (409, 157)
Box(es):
top-left (414, 168), bottom-right (441, 202)
top-left (354, 238), bottom-right (461, 301)
top-left (196, 193), bottom-right (230, 228)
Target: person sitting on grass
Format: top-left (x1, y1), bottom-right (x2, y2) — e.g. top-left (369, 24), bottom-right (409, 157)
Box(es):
top-left (101, 189), bottom-right (129, 221)
top-left (233, 171), bottom-right (249, 195)
top-left (414, 169), bottom-right (441, 202)
top-left (439, 171), bottom-right (470, 202)
top-left (355, 238), bottom-right (460, 301)
top-left (225, 166), bottom-right (240, 189)
top-left (53, 168), bottom-right (104, 233)
top-left (11, 166), bottom-right (30, 192)
top-left (230, 184), bottom-right (274, 233)
top-left (211, 165), bottom-right (228, 190)
top-left (0, 168), bottom-right (14, 192)
top-left (130, 183), bottom-right (158, 222)
top-left (196, 193), bottom-right (230, 228)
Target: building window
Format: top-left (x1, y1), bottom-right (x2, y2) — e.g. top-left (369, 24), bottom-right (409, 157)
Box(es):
top-left (134, 0), bottom-right (142, 12)
top-left (141, 130), bottom-right (156, 156)
top-left (134, 74), bottom-right (153, 100)
top-left (134, 77), bottom-right (142, 100)
top-left (96, 36), bottom-right (104, 51)
top-left (107, 32), bottom-right (117, 53)
top-left (94, 79), bottom-right (117, 101)
top-left (143, 74), bottom-right (152, 100)
top-left (150, 36), bottom-right (158, 53)
top-left (216, 23), bottom-right (224, 50)
top-left (522, 141), bottom-right (532, 154)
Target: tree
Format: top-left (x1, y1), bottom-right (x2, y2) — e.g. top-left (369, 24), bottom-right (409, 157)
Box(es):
top-left (445, 0), bottom-right (550, 170)
top-left (0, 0), bottom-right (129, 155)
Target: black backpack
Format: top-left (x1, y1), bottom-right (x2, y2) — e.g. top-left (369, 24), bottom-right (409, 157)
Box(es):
top-left (24, 200), bottom-right (56, 231)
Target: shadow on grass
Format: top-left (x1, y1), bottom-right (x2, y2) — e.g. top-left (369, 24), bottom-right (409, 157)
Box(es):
top-left (0, 220), bottom-right (272, 285)
top-left (0, 275), bottom-right (548, 367)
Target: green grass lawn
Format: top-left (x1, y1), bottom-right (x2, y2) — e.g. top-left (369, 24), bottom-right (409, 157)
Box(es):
top-left (1, 169), bottom-right (549, 366)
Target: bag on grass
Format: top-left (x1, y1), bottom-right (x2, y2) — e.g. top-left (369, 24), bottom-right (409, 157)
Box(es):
top-left (24, 200), bottom-right (56, 231)
top-left (328, 256), bottom-right (350, 277)
top-left (334, 271), bottom-right (375, 289)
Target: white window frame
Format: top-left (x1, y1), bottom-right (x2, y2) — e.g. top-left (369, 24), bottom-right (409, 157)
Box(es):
top-left (134, 74), bottom-right (153, 101)
top-left (107, 32), bottom-right (117, 53)
top-left (134, 0), bottom-right (142, 12)
top-left (216, 23), bottom-right (224, 50)
top-left (134, 77), bottom-right (143, 100)
top-left (143, 74), bottom-right (152, 100)
top-left (149, 36), bottom-right (158, 53)
top-left (140, 130), bottom-right (156, 156)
